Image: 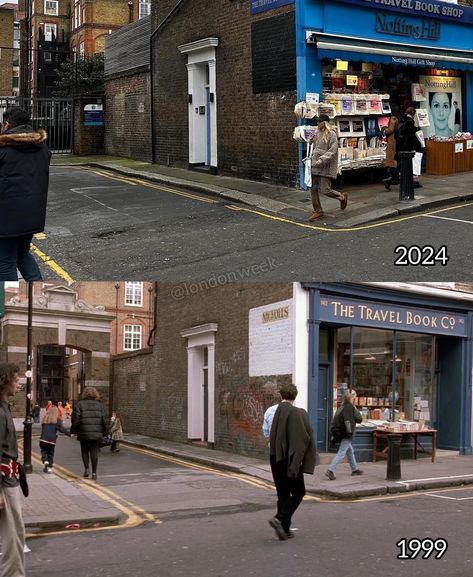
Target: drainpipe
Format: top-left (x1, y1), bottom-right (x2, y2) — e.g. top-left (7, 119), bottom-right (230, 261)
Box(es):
top-left (147, 281), bottom-right (158, 347)
top-left (149, 0), bottom-right (187, 164)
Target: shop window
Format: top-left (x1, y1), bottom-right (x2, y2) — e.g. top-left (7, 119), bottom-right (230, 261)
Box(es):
top-left (396, 333), bottom-right (435, 426)
top-left (319, 329), bottom-right (329, 362)
top-left (334, 326), bottom-right (436, 426)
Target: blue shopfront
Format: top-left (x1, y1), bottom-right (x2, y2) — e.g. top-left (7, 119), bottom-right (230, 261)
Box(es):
top-left (294, 0), bottom-right (473, 186)
top-left (304, 283), bottom-right (473, 460)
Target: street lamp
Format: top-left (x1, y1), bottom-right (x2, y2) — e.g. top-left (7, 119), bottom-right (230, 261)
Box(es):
top-left (23, 281), bottom-right (34, 474)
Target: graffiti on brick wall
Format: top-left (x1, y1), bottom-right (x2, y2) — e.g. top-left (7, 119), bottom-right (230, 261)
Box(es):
top-left (218, 377), bottom-right (289, 446)
top-left (161, 392), bottom-right (185, 425)
top-left (216, 347), bottom-right (246, 377)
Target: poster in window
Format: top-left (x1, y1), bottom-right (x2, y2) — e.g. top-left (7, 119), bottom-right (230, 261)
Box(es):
top-left (418, 76), bottom-right (462, 138)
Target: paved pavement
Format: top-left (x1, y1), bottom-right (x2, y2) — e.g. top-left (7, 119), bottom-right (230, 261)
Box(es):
top-left (122, 433), bottom-right (473, 499)
top-left (51, 154), bottom-right (473, 227)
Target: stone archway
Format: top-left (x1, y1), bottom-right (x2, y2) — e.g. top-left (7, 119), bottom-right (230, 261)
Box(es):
top-left (0, 285), bottom-right (114, 416)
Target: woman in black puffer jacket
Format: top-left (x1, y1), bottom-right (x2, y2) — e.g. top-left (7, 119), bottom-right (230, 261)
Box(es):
top-left (71, 387), bottom-right (108, 480)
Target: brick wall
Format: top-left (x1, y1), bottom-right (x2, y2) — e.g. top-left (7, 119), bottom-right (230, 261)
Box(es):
top-left (111, 282), bottom-right (293, 457)
top-left (105, 71), bottom-right (151, 161)
top-left (74, 96), bottom-right (105, 155)
top-left (152, 1), bottom-right (299, 186)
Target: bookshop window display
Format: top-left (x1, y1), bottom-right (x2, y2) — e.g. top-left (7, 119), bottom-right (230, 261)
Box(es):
top-left (294, 58), bottom-right (469, 175)
top-left (334, 326), bottom-right (435, 428)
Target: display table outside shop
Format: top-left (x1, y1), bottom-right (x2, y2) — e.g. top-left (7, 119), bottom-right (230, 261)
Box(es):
top-left (426, 139), bottom-right (473, 175)
top-left (372, 428), bottom-right (437, 463)
top-left (338, 156), bottom-right (385, 173)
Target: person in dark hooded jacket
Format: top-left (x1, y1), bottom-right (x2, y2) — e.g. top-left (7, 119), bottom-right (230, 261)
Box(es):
top-left (0, 107), bottom-right (51, 281)
top-left (71, 387), bottom-right (108, 480)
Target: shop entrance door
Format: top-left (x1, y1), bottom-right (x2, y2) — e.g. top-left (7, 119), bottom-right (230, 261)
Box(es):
top-left (437, 338), bottom-right (462, 450)
top-left (317, 364), bottom-right (330, 452)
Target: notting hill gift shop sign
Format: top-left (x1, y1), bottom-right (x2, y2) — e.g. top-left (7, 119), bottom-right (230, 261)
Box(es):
top-left (319, 296), bottom-right (467, 337)
top-left (332, 0), bottom-right (473, 24)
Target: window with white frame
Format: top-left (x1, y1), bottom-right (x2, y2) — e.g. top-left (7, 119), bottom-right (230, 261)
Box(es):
top-left (125, 282), bottom-right (143, 307)
top-left (44, 23), bottom-right (57, 41)
top-left (79, 41), bottom-right (85, 57)
top-left (44, 0), bottom-right (58, 16)
top-left (124, 325), bottom-right (142, 350)
top-left (139, 0), bottom-right (150, 18)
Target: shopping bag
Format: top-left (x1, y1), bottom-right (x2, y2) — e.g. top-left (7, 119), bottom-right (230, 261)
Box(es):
top-left (412, 152), bottom-right (423, 176)
top-left (303, 143), bottom-right (313, 187)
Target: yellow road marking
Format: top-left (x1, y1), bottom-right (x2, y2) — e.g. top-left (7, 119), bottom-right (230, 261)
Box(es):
top-left (30, 244), bottom-right (74, 283)
top-left (88, 168), bottom-right (218, 204)
top-left (225, 200), bottom-right (473, 233)
top-left (19, 446), bottom-right (159, 538)
top-left (33, 233), bottom-right (47, 240)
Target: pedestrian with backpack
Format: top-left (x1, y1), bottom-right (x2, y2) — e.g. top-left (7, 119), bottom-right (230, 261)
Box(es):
top-left (326, 389), bottom-right (363, 480)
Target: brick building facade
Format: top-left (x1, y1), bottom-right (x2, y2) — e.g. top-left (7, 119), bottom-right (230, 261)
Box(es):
top-left (112, 282), bottom-right (294, 457)
top-left (0, 284), bottom-right (113, 416)
top-left (150, 0), bottom-right (299, 186)
top-left (0, 7), bottom-right (14, 96)
top-left (104, 15), bottom-right (151, 161)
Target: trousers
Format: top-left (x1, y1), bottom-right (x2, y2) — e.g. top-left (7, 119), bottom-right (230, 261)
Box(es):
top-left (0, 486), bottom-right (25, 577)
top-left (270, 455), bottom-right (306, 533)
top-left (0, 234), bottom-right (42, 281)
top-left (310, 176), bottom-right (343, 211)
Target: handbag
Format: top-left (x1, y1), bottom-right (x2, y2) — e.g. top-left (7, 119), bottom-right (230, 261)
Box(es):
top-left (99, 435), bottom-right (113, 448)
top-left (18, 463), bottom-right (29, 498)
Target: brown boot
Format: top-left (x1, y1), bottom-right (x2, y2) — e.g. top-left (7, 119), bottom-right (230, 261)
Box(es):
top-left (340, 192), bottom-right (348, 210)
top-left (309, 210), bottom-right (324, 222)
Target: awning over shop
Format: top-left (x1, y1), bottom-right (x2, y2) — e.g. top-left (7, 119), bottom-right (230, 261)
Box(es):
top-left (307, 32), bottom-right (473, 71)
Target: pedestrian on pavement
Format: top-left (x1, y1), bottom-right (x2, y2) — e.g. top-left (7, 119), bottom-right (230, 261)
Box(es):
top-left (110, 411), bottom-right (123, 453)
top-left (381, 114), bottom-right (399, 191)
top-left (45, 400), bottom-right (52, 412)
top-left (326, 390), bottom-right (363, 481)
top-left (268, 384), bottom-right (316, 541)
top-left (39, 405), bottom-right (70, 473)
top-left (71, 387), bottom-right (108, 481)
top-left (57, 401), bottom-right (65, 423)
top-left (309, 114), bottom-right (348, 222)
top-left (31, 402), bottom-right (40, 424)
top-left (65, 400), bottom-right (72, 418)
top-left (0, 363), bottom-right (26, 577)
top-left (0, 107), bottom-right (51, 281)
top-left (396, 107), bottom-right (424, 189)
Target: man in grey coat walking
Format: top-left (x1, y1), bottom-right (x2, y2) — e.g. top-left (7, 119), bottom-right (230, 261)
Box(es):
top-left (309, 114), bottom-right (347, 221)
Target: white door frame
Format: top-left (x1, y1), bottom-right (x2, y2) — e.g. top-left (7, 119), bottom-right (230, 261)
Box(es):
top-left (178, 37), bottom-right (218, 169)
top-left (180, 323), bottom-right (218, 444)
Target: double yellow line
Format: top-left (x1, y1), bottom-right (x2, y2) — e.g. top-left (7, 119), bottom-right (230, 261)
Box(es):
top-left (21, 445), bottom-right (159, 538)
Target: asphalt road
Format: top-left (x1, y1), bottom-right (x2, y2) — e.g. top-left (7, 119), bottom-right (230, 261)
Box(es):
top-left (34, 166), bottom-right (473, 281)
top-left (25, 438), bottom-right (473, 577)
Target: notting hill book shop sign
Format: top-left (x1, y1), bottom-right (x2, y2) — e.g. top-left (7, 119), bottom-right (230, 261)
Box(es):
top-left (319, 296), bottom-right (467, 337)
top-left (334, 0), bottom-right (473, 24)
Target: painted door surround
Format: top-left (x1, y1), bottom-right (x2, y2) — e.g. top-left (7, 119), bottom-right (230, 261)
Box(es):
top-left (178, 37), bottom-right (218, 171)
top-left (180, 323), bottom-right (218, 445)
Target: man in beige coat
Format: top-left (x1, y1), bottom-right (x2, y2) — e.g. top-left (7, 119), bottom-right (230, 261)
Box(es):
top-left (309, 114), bottom-right (347, 221)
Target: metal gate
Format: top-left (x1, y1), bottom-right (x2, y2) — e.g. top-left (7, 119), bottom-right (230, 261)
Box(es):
top-left (0, 96), bottom-right (73, 153)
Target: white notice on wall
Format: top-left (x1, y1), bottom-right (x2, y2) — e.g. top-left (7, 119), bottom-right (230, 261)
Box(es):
top-left (455, 142), bottom-right (464, 153)
top-left (467, 140), bottom-right (473, 150)
top-left (249, 299), bottom-right (293, 377)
